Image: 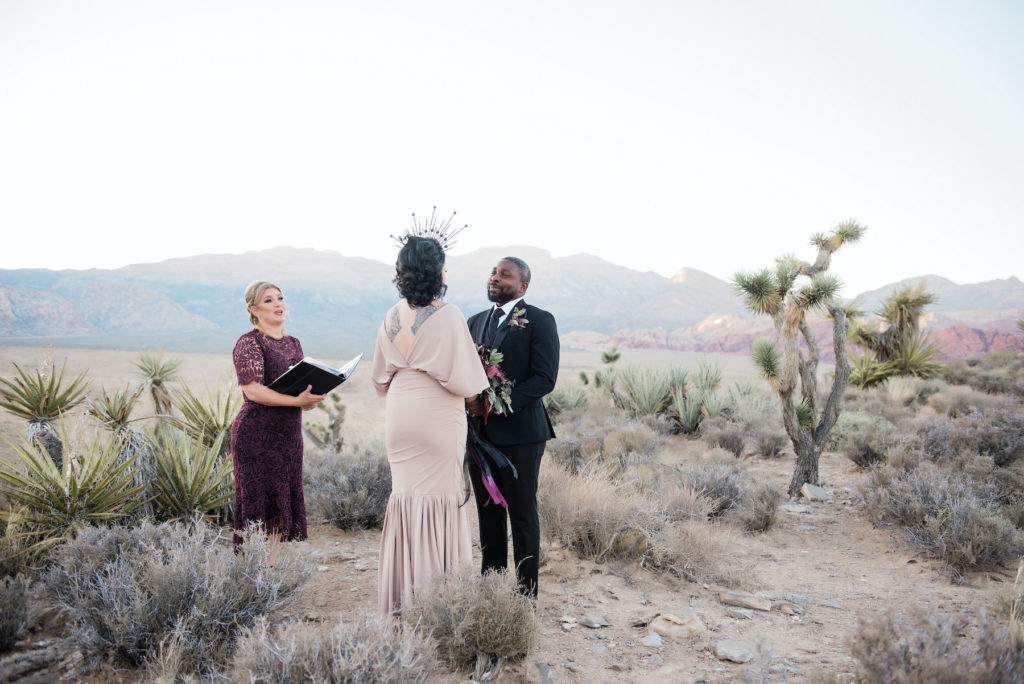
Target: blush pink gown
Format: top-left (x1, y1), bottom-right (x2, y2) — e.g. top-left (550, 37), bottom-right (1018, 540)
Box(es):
top-left (371, 302), bottom-right (488, 617)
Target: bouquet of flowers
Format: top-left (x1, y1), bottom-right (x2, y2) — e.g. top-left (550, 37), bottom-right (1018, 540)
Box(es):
top-left (478, 344), bottom-right (514, 419)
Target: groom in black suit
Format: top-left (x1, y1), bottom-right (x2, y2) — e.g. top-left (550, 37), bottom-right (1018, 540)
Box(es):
top-left (466, 256), bottom-right (559, 598)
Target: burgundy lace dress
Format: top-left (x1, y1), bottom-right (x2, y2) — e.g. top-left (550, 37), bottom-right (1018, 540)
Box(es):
top-left (230, 329), bottom-right (308, 544)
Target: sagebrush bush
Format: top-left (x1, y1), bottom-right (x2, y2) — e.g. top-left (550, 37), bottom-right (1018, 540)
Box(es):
top-left (537, 462), bottom-right (660, 560)
top-left (44, 520), bottom-right (310, 676)
top-left (0, 575), bottom-right (28, 654)
top-left (752, 429), bottom-right (789, 459)
top-left (943, 350), bottom-right (1024, 398)
top-left (826, 411), bottom-right (902, 468)
top-left (546, 404), bottom-right (664, 474)
top-left (948, 408), bottom-right (1024, 467)
top-left (407, 566), bottom-right (538, 671)
top-left (235, 616), bottom-right (435, 683)
top-left (738, 482), bottom-right (780, 534)
top-left (661, 480), bottom-right (717, 522)
top-left (702, 418), bottom-right (746, 457)
top-left (848, 608), bottom-right (1024, 683)
top-left (304, 441), bottom-right (391, 530)
top-left (685, 463), bottom-right (749, 517)
top-left (928, 385), bottom-right (1016, 418)
top-left (862, 463), bottom-right (1024, 579)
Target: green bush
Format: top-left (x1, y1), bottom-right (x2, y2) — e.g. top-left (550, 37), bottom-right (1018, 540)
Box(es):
top-left (304, 442), bottom-right (392, 530)
top-left (236, 616), bottom-right (435, 683)
top-left (44, 520), bottom-right (310, 676)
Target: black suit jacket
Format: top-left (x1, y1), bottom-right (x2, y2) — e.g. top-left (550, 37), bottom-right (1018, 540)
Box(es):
top-left (468, 300), bottom-right (559, 446)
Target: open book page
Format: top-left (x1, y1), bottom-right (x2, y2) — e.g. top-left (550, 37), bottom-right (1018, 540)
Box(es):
top-left (302, 353), bottom-right (363, 378)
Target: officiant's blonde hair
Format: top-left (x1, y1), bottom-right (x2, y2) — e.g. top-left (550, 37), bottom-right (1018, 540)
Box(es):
top-left (244, 280), bottom-right (282, 326)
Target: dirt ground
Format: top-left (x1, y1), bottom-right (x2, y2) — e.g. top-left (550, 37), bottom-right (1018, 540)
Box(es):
top-left (289, 441), bottom-right (1010, 684)
top-left (0, 345), bottom-right (1014, 682)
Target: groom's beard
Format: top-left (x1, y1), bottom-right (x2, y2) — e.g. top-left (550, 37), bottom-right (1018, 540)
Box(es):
top-left (487, 283), bottom-right (518, 305)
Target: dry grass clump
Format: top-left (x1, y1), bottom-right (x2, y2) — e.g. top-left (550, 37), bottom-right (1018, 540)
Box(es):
top-left (662, 481), bottom-right (718, 522)
top-left (751, 429), bottom-right (789, 459)
top-left (737, 482), bottom-right (781, 534)
top-left (702, 418), bottom-right (746, 457)
top-left (538, 461), bottom-right (660, 560)
top-left (0, 575), bottom-right (28, 654)
top-left (546, 397), bottom-right (665, 474)
top-left (644, 519), bottom-right (753, 588)
top-left (862, 463), bottom-right (1024, 580)
top-left (43, 520), bottom-right (310, 677)
top-left (235, 616), bottom-right (435, 683)
top-left (685, 463), bottom-right (748, 517)
top-left (407, 566), bottom-right (538, 673)
top-left (848, 607), bottom-right (1024, 683)
top-left (927, 385), bottom-right (1017, 417)
top-left (304, 440), bottom-right (391, 530)
top-left (826, 411), bottom-right (902, 468)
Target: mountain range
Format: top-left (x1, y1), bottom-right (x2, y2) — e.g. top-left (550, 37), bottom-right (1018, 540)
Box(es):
top-left (1, 247), bottom-right (1022, 360)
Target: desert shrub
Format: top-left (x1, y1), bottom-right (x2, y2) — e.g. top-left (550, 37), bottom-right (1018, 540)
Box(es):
top-left (918, 416), bottom-right (955, 460)
top-left (304, 441), bottom-right (391, 530)
top-left (669, 387), bottom-right (704, 434)
top-left (601, 420), bottom-right (665, 468)
top-left (44, 520), bottom-right (310, 676)
top-left (943, 350), bottom-right (1024, 398)
top-left (862, 463), bottom-right (1024, 579)
top-left (644, 519), bottom-right (751, 588)
top-left (702, 418), bottom-right (746, 457)
top-left (928, 385), bottom-right (1016, 418)
top-left (538, 462), bottom-right (660, 560)
top-left (826, 411), bottom-right (901, 468)
top-left (752, 429), bottom-right (789, 459)
top-left (407, 566), bottom-right (538, 673)
top-left (661, 480), bottom-right (717, 522)
top-left (729, 387), bottom-right (780, 432)
top-left (235, 616), bottom-right (435, 683)
top-left (738, 482), bottom-right (781, 534)
top-left (544, 382), bottom-right (589, 420)
top-left (880, 376), bottom-right (924, 406)
top-left (546, 407), bottom-right (663, 474)
top-left (685, 463), bottom-right (749, 517)
top-left (848, 607), bottom-right (1024, 683)
top-left (948, 409), bottom-right (1024, 467)
top-left (0, 575), bottom-right (28, 654)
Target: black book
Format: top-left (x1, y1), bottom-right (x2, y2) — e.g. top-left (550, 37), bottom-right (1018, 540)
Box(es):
top-left (267, 353), bottom-right (363, 396)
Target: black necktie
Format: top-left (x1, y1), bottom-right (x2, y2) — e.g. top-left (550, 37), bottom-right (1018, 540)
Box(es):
top-left (485, 306), bottom-right (504, 346)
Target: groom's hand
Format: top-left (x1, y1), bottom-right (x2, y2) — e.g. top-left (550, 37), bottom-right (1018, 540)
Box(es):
top-left (465, 395), bottom-right (484, 417)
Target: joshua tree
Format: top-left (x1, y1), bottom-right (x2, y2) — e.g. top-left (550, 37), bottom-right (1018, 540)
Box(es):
top-left (87, 384), bottom-right (156, 517)
top-left (134, 353), bottom-right (181, 421)
top-left (849, 282), bottom-right (945, 387)
top-left (601, 345), bottom-right (621, 365)
top-left (304, 392), bottom-right (347, 452)
top-left (733, 220), bottom-right (865, 497)
top-left (0, 360), bottom-right (88, 470)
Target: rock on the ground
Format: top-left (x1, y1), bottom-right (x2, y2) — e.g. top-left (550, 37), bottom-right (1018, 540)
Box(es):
top-left (580, 615), bottom-right (611, 629)
top-left (719, 590), bottom-right (772, 612)
top-left (649, 611), bottom-right (706, 638)
top-left (800, 483), bottom-right (834, 501)
top-left (726, 607), bottom-right (754, 619)
top-left (640, 632), bottom-right (663, 647)
top-left (713, 640), bottom-right (755, 663)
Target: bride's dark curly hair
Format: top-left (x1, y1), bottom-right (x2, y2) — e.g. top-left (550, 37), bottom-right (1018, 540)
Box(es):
top-left (394, 236), bottom-right (447, 307)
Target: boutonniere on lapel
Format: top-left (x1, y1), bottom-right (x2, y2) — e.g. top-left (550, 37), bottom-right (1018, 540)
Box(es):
top-left (508, 307), bottom-right (529, 329)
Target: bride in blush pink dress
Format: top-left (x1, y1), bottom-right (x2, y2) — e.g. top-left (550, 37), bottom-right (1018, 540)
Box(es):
top-left (371, 234), bottom-right (488, 618)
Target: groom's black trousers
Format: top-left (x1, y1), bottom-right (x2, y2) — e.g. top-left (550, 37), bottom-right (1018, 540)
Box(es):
top-left (468, 440), bottom-right (545, 597)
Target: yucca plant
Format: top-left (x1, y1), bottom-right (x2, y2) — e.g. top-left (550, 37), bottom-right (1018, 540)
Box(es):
top-left (152, 433), bottom-right (234, 522)
top-left (88, 385), bottom-right (157, 518)
top-left (172, 385), bottom-right (239, 456)
top-left (0, 360), bottom-right (88, 469)
top-left (0, 429), bottom-right (147, 549)
top-left (134, 353), bottom-right (182, 421)
top-left (694, 362), bottom-right (722, 395)
top-left (733, 220), bottom-right (865, 496)
top-left (544, 383), bottom-right (589, 420)
top-left (612, 366), bottom-right (673, 418)
top-left (670, 386), bottom-right (703, 434)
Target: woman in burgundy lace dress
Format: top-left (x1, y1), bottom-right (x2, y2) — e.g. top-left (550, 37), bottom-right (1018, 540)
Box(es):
top-left (230, 280), bottom-right (324, 564)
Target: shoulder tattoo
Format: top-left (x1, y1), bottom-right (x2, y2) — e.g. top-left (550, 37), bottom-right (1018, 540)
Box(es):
top-left (411, 303), bottom-right (442, 334)
top-left (385, 306), bottom-right (401, 341)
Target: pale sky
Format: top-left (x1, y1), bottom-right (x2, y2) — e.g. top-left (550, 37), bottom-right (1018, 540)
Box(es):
top-left (1, 0), bottom-right (1021, 296)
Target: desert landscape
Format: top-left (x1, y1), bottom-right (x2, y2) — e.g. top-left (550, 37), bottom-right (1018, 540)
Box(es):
top-left (2, 342), bottom-right (1022, 682)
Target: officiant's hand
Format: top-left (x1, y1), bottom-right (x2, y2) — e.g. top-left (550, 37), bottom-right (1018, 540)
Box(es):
top-left (465, 395), bottom-right (484, 417)
top-left (297, 385), bottom-right (326, 411)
